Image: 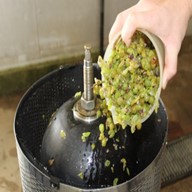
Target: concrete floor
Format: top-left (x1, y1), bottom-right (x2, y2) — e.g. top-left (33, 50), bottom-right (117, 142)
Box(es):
top-left (0, 95), bottom-right (22, 192)
top-left (0, 53), bottom-right (192, 191)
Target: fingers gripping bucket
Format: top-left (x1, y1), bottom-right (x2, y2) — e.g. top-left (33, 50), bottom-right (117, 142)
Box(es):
top-left (14, 62), bottom-right (167, 192)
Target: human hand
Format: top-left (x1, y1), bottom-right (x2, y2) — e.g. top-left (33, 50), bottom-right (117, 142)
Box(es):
top-left (109, 0), bottom-right (192, 89)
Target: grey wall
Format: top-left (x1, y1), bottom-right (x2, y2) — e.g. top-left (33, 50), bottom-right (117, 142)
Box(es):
top-left (104, 0), bottom-right (138, 45)
top-left (0, 0), bottom-right (139, 70)
top-left (0, 0), bottom-right (101, 70)
top-left (0, 0), bottom-right (191, 70)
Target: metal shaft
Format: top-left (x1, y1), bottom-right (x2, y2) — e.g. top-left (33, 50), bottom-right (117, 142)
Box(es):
top-left (80, 45), bottom-right (95, 111)
top-left (83, 45), bottom-right (93, 101)
top-left (73, 44), bottom-right (97, 122)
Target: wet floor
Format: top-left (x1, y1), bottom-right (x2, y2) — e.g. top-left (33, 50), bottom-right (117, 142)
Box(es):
top-left (0, 53), bottom-right (192, 191)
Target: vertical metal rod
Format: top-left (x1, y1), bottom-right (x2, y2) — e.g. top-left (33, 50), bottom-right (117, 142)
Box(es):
top-left (73, 45), bottom-right (97, 121)
top-left (83, 45), bottom-right (93, 101)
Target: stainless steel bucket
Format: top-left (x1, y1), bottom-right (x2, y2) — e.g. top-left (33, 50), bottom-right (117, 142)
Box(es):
top-left (14, 63), bottom-right (168, 192)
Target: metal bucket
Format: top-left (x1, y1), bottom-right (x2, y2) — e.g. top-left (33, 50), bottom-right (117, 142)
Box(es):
top-left (14, 63), bottom-right (168, 192)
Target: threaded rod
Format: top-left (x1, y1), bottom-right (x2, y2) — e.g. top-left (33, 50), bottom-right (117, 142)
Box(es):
top-left (83, 45), bottom-right (93, 101)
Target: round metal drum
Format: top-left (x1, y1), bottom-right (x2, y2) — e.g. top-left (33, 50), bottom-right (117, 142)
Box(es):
top-left (14, 63), bottom-right (168, 192)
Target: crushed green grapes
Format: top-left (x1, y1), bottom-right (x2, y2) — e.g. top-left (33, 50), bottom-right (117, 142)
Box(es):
top-left (105, 160), bottom-right (111, 167)
top-left (98, 31), bottom-right (160, 131)
top-left (60, 130), bottom-right (66, 139)
top-left (113, 178), bottom-right (119, 186)
top-left (120, 158), bottom-right (127, 171)
top-left (78, 172), bottom-right (84, 180)
top-left (81, 132), bottom-right (91, 142)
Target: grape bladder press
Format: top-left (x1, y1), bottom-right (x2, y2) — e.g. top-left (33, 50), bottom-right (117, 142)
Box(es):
top-left (14, 30), bottom-right (167, 192)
